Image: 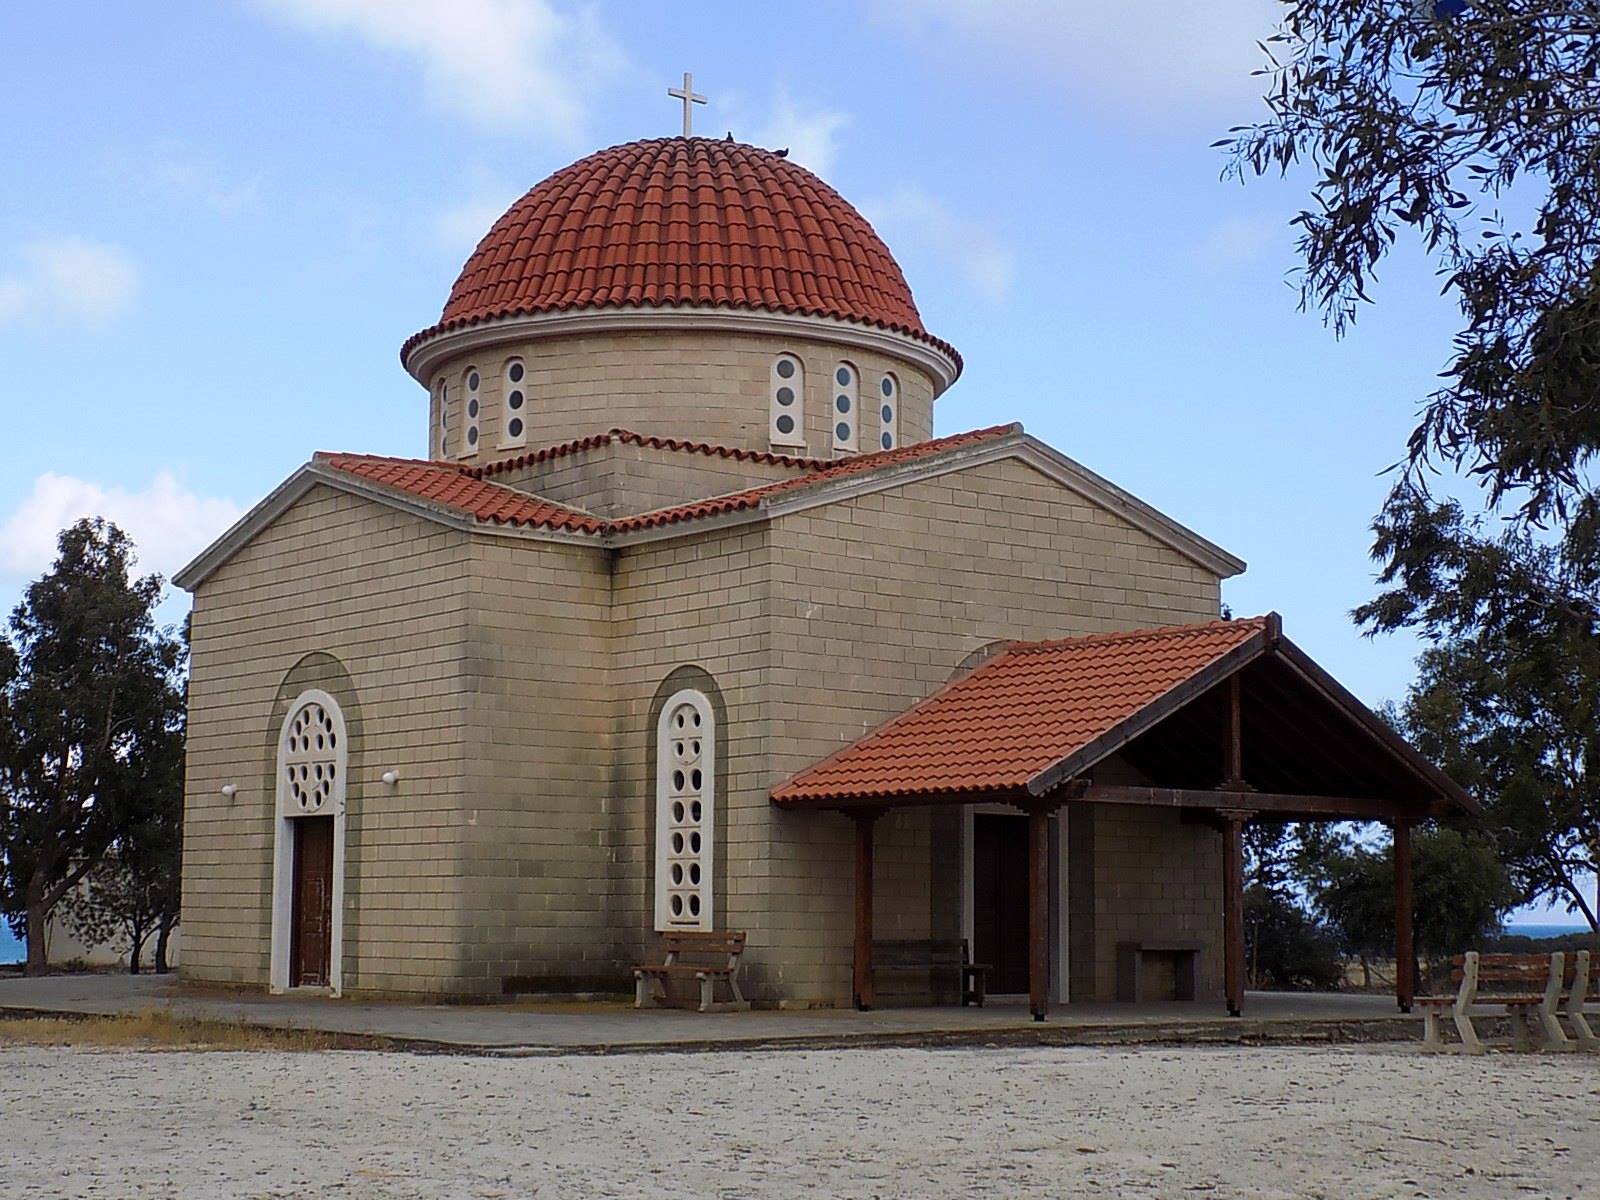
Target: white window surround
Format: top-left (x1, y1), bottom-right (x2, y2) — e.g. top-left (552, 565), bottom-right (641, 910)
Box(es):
top-left (654, 688), bottom-right (715, 931)
top-left (499, 357), bottom-right (528, 449)
top-left (462, 365), bottom-right (481, 458)
top-left (770, 353), bottom-right (805, 448)
top-left (831, 361), bottom-right (859, 455)
top-left (878, 372), bottom-right (899, 452)
top-left (269, 688), bottom-right (349, 995)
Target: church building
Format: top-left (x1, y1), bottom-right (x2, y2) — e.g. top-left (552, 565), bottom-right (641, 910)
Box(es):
top-left (175, 124), bottom-right (1473, 1015)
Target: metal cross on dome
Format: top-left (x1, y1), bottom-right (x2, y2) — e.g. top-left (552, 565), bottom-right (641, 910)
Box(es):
top-left (667, 71), bottom-right (707, 137)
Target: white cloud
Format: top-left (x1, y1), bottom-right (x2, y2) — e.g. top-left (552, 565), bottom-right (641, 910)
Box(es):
top-left (0, 473), bottom-right (244, 583)
top-left (0, 238), bottom-right (140, 327)
top-left (872, 0), bottom-right (1280, 116)
top-left (135, 145), bottom-right (261, 215)
top-left (1191, 215), bottom-right (1282, 267)
top-left (252, 0), bottom-right (624, 137)
top-left (751, 94), bottom-right (851, 177)
top-left (863, 185), bottom-right (1016, 301)
top-left (433, 174), bottom-right (525, 253)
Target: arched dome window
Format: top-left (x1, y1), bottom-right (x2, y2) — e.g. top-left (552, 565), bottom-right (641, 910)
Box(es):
top-left (878, 373), bottom-right (899, 451)
top-left (501, 358), bottom-right (527, 448)
top-left (432, 377), bottom-right (449, 459)
top-left (831, 361), bottom-right (859, 455)
top-left (462, 366), bottom-right (481, 456)
top-left (770, 354), bottom-right (805, 448)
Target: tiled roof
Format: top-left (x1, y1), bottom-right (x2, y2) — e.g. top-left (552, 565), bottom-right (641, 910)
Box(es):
top-left (314, 453), bottom-right (604, 533)
top-left (402, 138), bottom-right (958, 366)
top-left (316, 424), bottom-right (1019, 539)
top-left (475, 428), bottom-right (834, 480)
top-left (771, 618), bottom-right (1271, 804)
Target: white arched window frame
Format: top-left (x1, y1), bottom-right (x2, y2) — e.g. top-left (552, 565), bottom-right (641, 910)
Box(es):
top-left (462, 365), bottom-right (481, 457)
top-left (831, 361), bottom-right (859, 454)
top-left (433, 377), bottom-right (449, 459)
top-left (654, 689), bottom-right (715, 931)
top-left (878, 372), bottom-right (899, 451)
top-left (770, 353), bottom-right (805, 448)
top-left (269, 689), bottom-right (349, 994)
top-left (500, 357), bottom-right (528, 449)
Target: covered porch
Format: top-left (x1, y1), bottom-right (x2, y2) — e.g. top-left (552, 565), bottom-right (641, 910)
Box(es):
top-left (771, 614), bottom-right (1477, 1020)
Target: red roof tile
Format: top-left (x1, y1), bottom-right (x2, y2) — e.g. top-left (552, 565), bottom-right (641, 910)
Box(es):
top-left (473, 428), bottom-right (834, 480)
top-left (771, 618), bottom-right (1271, 804)
top-left (402, 139), bottom-right (958, 368)
top-left (316, 425), bottom-right (1019, 539)
top-left (314, 453), bottom-right (604, 533)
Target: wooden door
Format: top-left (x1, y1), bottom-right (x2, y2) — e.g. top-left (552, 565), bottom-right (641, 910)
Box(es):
top-left (973, 814), bottom-right (1030, 994)
top-left (290, 816), bottom-right (335, 987)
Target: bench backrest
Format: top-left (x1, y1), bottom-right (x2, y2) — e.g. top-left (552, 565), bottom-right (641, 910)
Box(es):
top-left (659, 930), bottom-right (745, 963)
top-left (872, 938), bottom-right (971, 968)
top-left (1450, 951), bottom-right (1563, 1004)
top-left (1560, 948), bottom-right (1600, 987)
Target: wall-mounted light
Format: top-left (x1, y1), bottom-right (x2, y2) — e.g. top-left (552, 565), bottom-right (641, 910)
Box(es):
top-left (381, 770), bottom-right (400, 788)
top-left (221, 784), bottom-right (237, 798)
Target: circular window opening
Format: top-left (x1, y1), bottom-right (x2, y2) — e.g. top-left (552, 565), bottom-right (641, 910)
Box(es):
top-left (468, 398), bottom-right (479, 418)
top-left (882, 433), bottom-right (894, 450)
top-left (775, 415), bottom-right (795, 435)
top-left (688, 895), bottom-right (701, 916)
top-left (672, 799), bottom-right (685, 820)
top-left (836, 422), bottom-right (851, 441)
top-left (776, 387), bottom-right (794, 406)
top-left (508, 390), bottom-right (524, 409)
top-left (882, 404), bottom-right (894, 423)
top-left (690, 798), bottom-right (703, 820)
top-left (672, 832), bottom-right (684, 853)
top-left (467, 371), bottom-right (480, 391)
top-left (467, 427), bottom-right (479, 445)
top-left (836, 366), bottom-right (852, 387)
top-left (882, 376), bottom-right (895, 397)
top-left (508, 418), bottom-right (523, 438)
top-left (776, 358), bottom-right (796, 379)
top-left (690, 832), bottom-right (702, 853)
top-left (835, 395), bottom-right (851, 414)
top-left (671, 863), bottom-right (684, 884)
top-left (671, 895), bottom-right (684, 916)
top-left (508, 362), bottom-right (525, 383)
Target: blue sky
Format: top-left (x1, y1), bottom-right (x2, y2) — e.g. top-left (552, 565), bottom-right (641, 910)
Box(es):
top-left (0, 2), bottom-right (1579, 923)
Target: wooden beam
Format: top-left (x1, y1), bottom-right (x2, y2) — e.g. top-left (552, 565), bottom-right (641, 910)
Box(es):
top-left (851, 810), bottom-right (880, 1011)
top-left (1221, 809), bottom-right (1251, 1017)
top-left (1394, 819), bottom-right (1415, 1013)
top-left (1028, 804), bottom-right (1052, 1021)
top-left (1224, 672), bottom-right (1244, 786)
top-left (1079, 783), bottom-right (1427, 822)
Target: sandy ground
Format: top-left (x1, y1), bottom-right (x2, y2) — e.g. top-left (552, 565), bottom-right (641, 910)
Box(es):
top-left (1, 1044), bottom-right (1596, 1199)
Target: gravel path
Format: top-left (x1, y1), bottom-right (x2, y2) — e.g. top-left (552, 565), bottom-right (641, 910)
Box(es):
top-left (2, 1044), bottom-right (1597, 1198)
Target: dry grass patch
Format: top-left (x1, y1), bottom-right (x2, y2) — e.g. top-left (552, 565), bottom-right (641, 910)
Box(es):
top-left (0, 1008), bottom-right (389, 1052)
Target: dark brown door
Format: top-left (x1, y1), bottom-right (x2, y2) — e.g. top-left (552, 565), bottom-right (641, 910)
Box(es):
top-left (973, 814), bottom-right (1030, 994)
top-left (290, 816), bottom-right (335, 987)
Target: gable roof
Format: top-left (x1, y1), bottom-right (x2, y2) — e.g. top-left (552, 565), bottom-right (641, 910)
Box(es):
top-left (770, 615), bottom-right (1476, 817)
top-left (174, 423), bottom-right (1245, 588)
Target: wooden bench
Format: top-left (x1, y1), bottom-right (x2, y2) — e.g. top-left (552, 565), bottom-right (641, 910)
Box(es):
top-left (1416, 952), bottom-right (1567, 1053)
top-left (1116, 940), bottom-right (1202, 1003)
top-left (634, 930), bottom-right (751, 1013)
top-left (872, 938), bottom-right (989, 1007)
top-left (1560, 949), bottom-right (1599, 1050)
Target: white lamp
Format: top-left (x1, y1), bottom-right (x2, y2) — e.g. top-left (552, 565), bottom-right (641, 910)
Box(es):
top-left (220, 784), bottom-right (237, 798)
top-left (381, 770), bottom-right (400, 788)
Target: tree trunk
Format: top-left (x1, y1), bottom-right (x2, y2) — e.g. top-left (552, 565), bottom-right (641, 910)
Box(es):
top-left (23, 899), bottom-right (47, 975)
top-left (127, 934), bottom-right (143, 975)
top-left (154, 919), bottom-right (175, 974)
top-left (1360, 955), bottom-right (1372, 989)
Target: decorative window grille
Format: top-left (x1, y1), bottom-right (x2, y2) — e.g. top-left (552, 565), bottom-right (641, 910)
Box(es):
top-left (433, 377), bottom-right (449, 459)
top-left (655, 689), bottom-right (714, 931)
top-left (462, 365), bottom-right (481, 456)
top-left (770, 354), bottom-right (805, 447)
top-left (831, 361), bottom-right (859, 454)
top-left (277, 692), bottom-right (347, 819)
top-left (878, 373), bottom-right (899, 451)
top-left (501, 358), bottom-right (528, 448)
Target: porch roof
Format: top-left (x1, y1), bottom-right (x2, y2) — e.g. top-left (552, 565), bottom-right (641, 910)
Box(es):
top-left (769, 614), bottom-right (1476, 819)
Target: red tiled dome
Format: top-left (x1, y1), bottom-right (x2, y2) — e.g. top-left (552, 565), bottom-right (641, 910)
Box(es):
top-left (402, 138), bottom-right (956, 365)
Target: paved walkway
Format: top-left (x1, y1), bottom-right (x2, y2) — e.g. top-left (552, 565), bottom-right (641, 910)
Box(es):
top-left (0, 973), bottom-right (1414, 1054)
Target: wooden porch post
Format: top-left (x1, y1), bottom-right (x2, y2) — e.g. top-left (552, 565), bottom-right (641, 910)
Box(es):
top-left (1221, 809), bottom-right (1250, 1017)
top-left (1028, 804), bottom-right (1053, 1022)
top-left (1394, 819), bottom-right (1415, 1013)
top-left (852, 809), bottom-right (879, 1011)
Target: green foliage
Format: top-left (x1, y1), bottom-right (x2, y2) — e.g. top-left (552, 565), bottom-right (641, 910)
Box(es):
top-left (0, 519), bottom-right (185, 971)
top-left (1244, 883), bottom-right (1345, 990)
top-left (1314, 826), bottom-right (1517, 960)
